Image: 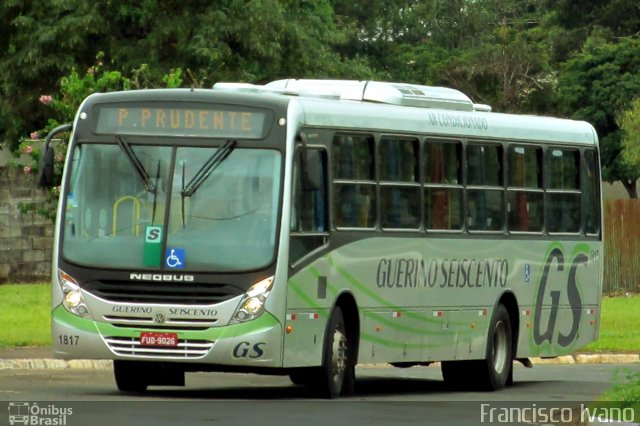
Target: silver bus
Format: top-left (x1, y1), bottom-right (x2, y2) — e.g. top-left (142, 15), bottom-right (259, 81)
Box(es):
top-left (41, 79), bottom-right (602, 397)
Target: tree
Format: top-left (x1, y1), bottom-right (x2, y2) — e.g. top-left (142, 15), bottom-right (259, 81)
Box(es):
top-left (0, 0), bottom-right (105, 150)
top-left (550, 0), bottom-right (640, 37)
top-left (433, 21), bottom-right (555, 112)
top-left (546, 0), bottom-right (640, 72)
top-left (0, 0), bottom-right (373, 150)
top-left (332, 0), bottom-right (557, 112)
top-left (556, 35), bottom-right (640, 198)
top-left (619, 97), bottom-right (640, 172)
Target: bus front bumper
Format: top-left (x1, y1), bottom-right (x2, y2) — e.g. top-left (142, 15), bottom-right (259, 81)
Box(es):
top-left (52, 305), bottom-right (283, 367)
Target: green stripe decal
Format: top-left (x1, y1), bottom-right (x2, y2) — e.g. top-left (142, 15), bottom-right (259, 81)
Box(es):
top-left (53, 305), bottom-right (101, 333)
top-left (288, 277), bottom-right (326, 316)
top-left (325, 254), bottom-right (472, 327)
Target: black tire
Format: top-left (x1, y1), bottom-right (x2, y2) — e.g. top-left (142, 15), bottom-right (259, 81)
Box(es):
top-left (319, 306), bottom-right (355, 398)
top-left (477, 304), bottom-right (512, 391)
top-left (114, 360), bottom-right (149, 392)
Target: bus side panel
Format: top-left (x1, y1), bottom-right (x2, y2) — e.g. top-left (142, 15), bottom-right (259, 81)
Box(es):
top-left (283, 257), bottom-right (333, 368)
top-left (513, 241), bottom-right (602, 359)
top-left (360, 309), bottom-right (428, 363)
top-left (283, 237), bottom-right (601, 366)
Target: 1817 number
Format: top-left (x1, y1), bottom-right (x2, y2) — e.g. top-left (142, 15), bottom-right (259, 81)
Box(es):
top-left (58, 335), bottom-right (79, 345)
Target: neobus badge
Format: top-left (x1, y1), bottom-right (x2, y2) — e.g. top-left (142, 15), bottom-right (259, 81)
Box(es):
top-left (129, 273), bottom-right (195, 282)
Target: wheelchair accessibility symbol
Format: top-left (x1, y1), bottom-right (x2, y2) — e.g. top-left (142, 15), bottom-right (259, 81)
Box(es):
top-left (165, 248), bottom-right (185, 269)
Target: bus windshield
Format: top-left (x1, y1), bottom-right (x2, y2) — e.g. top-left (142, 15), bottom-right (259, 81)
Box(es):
top-left (62, 142), bottom-right (282, 272)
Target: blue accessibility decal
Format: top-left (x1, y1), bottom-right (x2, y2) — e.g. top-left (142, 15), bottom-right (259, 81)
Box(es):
top-left (165, 248), bottom-right (185, 269)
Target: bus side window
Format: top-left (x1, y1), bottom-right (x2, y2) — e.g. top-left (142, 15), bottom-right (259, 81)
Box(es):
top-left (379, 136), bottom-right (420, 229)
top-left (467, 143), bottom-right (505, 232)
top-left (546, 148), bottom-right (581, 233)
top-left (290, 148), bottom-right (328, 264)
top-left (507, 145), bottom-right (543, 233)
top-left (583, 149), bottom-right (600, 235)
top-left (332, 134), bottom-right (376, 228)
top-left (424, 139), bottom-right (463, 230)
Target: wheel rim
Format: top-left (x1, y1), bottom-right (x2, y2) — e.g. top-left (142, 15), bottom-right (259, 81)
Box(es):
top-left (491, 320), bottom-right (508, 374)
top-left (330, 327), bottom-right (348, 388)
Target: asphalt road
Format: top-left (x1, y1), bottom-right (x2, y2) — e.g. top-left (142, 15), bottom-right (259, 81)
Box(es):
top-left (1, 363), bottom-right (637, 426)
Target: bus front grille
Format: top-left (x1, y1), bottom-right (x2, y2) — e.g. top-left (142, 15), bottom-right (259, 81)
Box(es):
top-left (84, 280), bottom-right (242, 305)
top-left (104, 336), bottom-right (214, 359)
top-left (102, 315), bottom-right (217, 330)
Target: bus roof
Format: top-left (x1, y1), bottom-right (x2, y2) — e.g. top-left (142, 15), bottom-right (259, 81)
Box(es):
top-left (215, 79), bottom-right (598, 147)
top-left (78, 81), bottom-right (597, 147)
top-left (294, 97), bottom-right (597, 145)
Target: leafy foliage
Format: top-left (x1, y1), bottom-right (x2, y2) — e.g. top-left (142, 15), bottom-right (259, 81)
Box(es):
top-left (2, 0), bottom-right (640, 195)
top-left (556, 35), bottom-right (640, 197)
top-left (14, 58), bottom-right (184, 220)
top-left (619, 98), bottom-right (640, 169)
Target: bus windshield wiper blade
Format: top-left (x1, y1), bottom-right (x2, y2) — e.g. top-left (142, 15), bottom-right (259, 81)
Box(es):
top-left (181, 140), bottom-right (236, 198)
top-left (181, 161), bottom-right (186, 228)
top-left (151, 159), bottom-right (160, 223)
top-left (116, 135), bottom-right (156, 193)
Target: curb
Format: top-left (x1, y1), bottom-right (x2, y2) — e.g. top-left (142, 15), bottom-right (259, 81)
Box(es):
top-left (530, 354), bottom-right (640, 365)
top-left (1, 354), bottom-right (638, 371)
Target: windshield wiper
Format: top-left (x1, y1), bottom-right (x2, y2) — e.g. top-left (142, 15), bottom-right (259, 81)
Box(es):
top-left (116, 135), bottom-right (156, 193)
top-left (181, 140), bottom-right (236, 197)
top-left (181, 160), bottom-right (186, 228)
top-left (151, 159), bottom-right (160, 223)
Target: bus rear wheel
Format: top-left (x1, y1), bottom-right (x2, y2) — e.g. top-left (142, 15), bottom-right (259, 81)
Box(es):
top-left (477, 304), bottom-right (512, 390)
top-left (441, 304), bottom-right (512, 391)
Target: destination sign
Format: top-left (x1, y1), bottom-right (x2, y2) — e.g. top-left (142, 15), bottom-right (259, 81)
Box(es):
top-left (95, 105), bottom-right (269, 138)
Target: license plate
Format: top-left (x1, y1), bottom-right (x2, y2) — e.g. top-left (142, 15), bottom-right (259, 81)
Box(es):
top-left (140, 332), bottom-right (178, 347)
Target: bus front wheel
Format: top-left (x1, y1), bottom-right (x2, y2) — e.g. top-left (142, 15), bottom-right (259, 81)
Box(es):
top-left (319, 306), bottom-right (355, 398)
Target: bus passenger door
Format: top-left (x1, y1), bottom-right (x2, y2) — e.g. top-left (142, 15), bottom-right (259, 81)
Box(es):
top-left (289, 147), bottom-right (328, 264)
top-left (284, 146), bottom-right (330, 367)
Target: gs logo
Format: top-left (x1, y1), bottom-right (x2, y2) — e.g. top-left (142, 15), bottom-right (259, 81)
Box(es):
top-left (533, 247), bottom-right (589, 347)
top-left (232, 342), bottom-right (266, 359)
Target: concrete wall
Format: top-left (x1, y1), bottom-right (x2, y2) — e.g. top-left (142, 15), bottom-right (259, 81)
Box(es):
top-left (0, 150), bottom-right (54, 283)
top-left (602, 181), bottom-right (637, 199)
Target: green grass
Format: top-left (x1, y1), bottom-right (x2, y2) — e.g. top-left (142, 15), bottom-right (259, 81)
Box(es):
top-left (0, 283), bottom-right (51, 347)
top-left (583, 294), bottom-right (640, 353)
top-left (589, 368), bottom-right (640, 422)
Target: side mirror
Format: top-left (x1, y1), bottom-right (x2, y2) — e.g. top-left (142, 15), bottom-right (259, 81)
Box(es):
top-left (37, 145), bottom-right (55, 189)
top-left (37, 123), bottom-right (72, 189)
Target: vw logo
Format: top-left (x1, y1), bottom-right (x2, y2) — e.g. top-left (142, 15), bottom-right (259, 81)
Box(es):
top-left (154, 313), bottom-right (166, 324)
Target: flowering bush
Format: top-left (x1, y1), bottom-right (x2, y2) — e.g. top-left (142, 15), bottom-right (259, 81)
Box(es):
top-left (39, 95), bottom-right (53, 105)
top-left (14, 53), bottom-right (184, 221)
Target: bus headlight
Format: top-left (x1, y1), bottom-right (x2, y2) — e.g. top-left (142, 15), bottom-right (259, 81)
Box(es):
top-left (230, 276), bottom-right (274, 324)
top-left (58, 270), bottom-right (91, 318)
